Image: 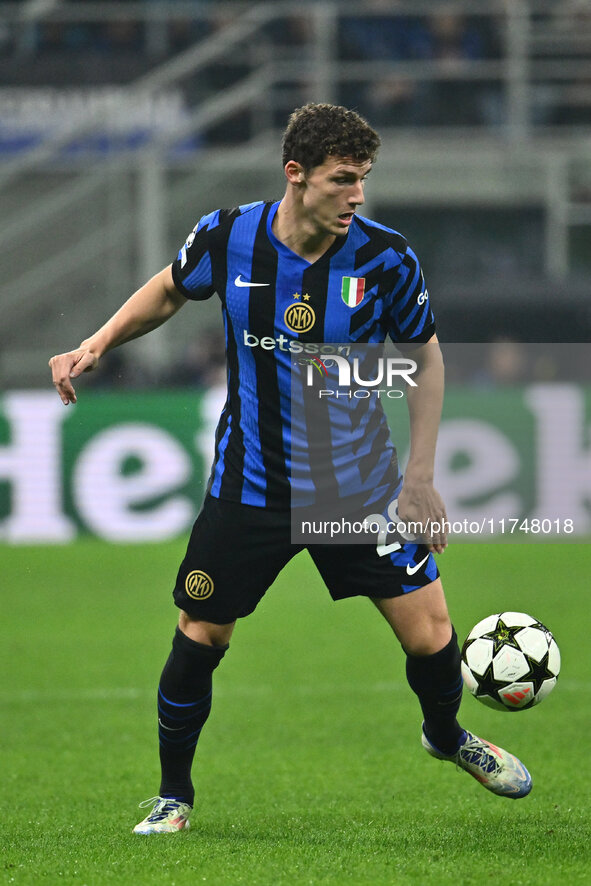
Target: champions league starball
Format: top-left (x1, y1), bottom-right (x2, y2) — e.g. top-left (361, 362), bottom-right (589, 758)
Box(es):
top-left (461, 612), bottom-right (561, 711)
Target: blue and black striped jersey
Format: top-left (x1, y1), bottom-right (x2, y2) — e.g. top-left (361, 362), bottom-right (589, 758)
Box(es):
top-left (172, 200), bottom-right (435, 508)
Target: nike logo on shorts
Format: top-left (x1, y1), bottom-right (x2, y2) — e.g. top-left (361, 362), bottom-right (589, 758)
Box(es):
top-left (406, 554), bottom-right (430, 576)
top-left (234, 275), bottom-right (270, 288)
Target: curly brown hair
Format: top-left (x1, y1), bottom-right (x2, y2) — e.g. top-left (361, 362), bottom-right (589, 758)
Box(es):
top-left (281, 103), bottom-right (380, 172)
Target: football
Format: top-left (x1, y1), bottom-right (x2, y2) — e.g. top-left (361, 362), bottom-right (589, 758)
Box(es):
top-left (461, 611), bottom-right (560, 711)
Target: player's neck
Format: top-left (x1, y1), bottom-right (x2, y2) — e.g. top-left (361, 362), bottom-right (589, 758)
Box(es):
top-left (273, 198), bottom-right (336, 264)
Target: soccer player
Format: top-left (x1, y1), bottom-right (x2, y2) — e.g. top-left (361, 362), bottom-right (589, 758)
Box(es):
top-left (49, 103), bottom-right (532, 834)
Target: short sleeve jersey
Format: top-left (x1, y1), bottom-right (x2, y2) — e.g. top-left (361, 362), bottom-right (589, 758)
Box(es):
top-left (172, 200), bottom-right (435, 509)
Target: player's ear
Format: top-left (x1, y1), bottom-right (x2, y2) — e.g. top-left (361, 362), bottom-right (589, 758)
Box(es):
top-left (285, 161), bottom-right (306, 185)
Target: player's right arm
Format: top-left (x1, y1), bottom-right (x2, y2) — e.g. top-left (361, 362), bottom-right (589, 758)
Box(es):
top-left (49, 265), bottom-right (186, 405)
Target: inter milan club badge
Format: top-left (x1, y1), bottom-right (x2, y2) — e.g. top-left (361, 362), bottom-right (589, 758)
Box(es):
top-left (341, 276), bottom-right (365, 307)
top-left (284, 292), bottom-right (315, 333)
top-left (185, 569), bottom-right (214, 601)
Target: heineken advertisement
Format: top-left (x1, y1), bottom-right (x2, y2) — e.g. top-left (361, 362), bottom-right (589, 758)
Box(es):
top-left (0, 384), bottom-right (589, 543)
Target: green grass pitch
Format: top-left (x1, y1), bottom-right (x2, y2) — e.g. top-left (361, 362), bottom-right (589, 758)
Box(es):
top-left (2, 541), bottom-right (590, 885)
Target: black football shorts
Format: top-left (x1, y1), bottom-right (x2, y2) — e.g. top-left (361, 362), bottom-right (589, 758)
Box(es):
top-left (173, 494), bottom-right (440, 624)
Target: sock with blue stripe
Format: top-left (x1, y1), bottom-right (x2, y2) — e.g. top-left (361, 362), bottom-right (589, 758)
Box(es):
top-left (405, 626), bottom-right (464, 756)
top-left (157, 626), bottom-right (228, 806)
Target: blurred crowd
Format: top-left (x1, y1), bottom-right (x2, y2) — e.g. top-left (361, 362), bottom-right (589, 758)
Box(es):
top-left (0, 0), bottom-right (589, 137)
top-left (88, 326), bottom-right (228, 392)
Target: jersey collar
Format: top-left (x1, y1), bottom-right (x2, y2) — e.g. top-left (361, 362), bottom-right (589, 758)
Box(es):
top-left (266, 201), bottom-right (350, 267)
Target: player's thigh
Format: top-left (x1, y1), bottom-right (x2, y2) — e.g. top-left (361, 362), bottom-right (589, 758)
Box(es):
top-left (371, 579), bottom-right (452, 655)
top-left (174, 495), bottom-right (298, 624)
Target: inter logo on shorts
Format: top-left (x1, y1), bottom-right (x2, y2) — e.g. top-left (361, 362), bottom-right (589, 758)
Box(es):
top-left (185, 570), bottom-right (214, 600)
top-left (341, 276), bottom-right (365, 307)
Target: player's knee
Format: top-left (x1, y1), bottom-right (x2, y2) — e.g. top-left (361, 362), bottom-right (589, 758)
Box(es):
top-left (402, 614), bottom-right (452, 657)
top-left (178, 611), bottom-right (235, 647)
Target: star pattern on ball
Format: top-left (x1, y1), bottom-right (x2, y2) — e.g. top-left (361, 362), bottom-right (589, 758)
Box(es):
top-left (462, 613), bottom-right (559, 711)
top-left (482, 618), bottom-right (523, 655)
top-left (527, 655), bottom-right (557, 695)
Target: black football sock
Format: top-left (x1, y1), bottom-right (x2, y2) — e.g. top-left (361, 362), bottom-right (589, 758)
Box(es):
top-left (157, 626), bottom-right (228, 806)
top-left (405, 627), bottom-right (465, 755)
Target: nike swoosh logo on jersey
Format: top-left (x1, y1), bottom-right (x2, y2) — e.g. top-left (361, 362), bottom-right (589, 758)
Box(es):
top-left (406, 554), bottom-right (430, 576)
top-left (235, 275), bottom-right (270, 288)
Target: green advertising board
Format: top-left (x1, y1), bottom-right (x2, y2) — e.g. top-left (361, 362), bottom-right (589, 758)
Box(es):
top-left (0, 383), bottom-right (589, 542)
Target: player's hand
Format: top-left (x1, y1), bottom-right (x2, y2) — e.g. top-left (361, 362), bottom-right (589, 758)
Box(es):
top-left (397, 480), bottom-right (448, 554)
top-left (48, 348), bottom-right (99, 405)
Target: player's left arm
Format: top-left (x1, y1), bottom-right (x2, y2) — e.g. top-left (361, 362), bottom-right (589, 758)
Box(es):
top-left (397, 333), bottom-right (447, 553)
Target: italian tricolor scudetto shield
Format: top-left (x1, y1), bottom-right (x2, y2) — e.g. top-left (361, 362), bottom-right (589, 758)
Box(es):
top-left (341, 276), bottom-right (365, 307)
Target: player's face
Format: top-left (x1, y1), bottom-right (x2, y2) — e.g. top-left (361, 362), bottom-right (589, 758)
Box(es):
top-left (300, 156), bottom-right (371, 237)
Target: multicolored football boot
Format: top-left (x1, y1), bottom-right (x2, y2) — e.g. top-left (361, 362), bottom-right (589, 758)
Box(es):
top-left (133, 797), bottom-right (192, 834)
top-left (422, 727), bottom-right (532, 798)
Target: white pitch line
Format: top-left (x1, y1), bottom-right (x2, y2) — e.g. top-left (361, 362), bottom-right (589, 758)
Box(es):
top-left (0, 679), bottom-right (587, 705)
top-left (0, 681), bottom-right (408, 704)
